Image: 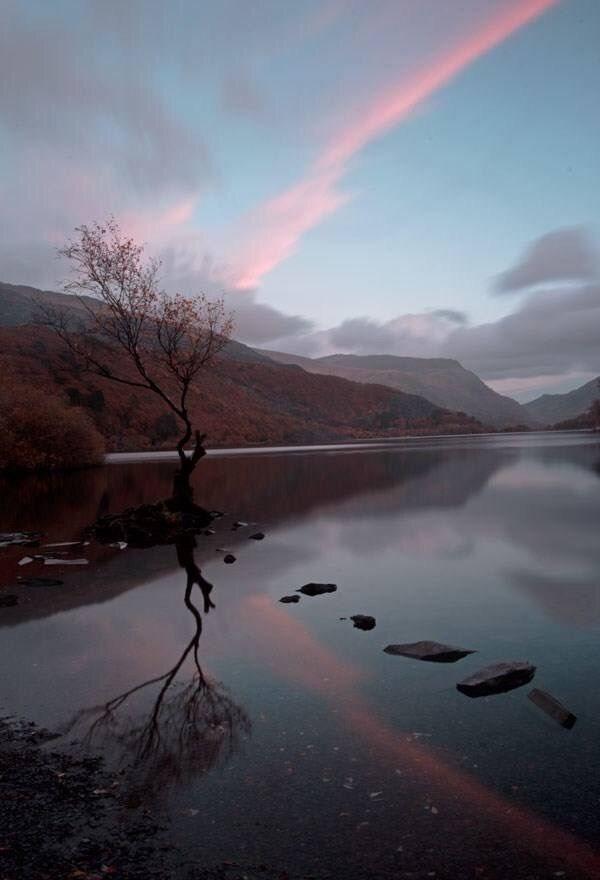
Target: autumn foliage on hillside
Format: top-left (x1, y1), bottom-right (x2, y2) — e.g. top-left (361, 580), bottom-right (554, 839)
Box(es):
top-left (0, 325), bottom-right (486, 461)
top-left (0, 372), bottom-right (105, 472)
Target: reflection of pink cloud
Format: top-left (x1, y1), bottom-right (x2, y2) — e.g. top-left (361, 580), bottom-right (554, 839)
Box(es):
top-left (232, 0), bottom-right (558, 289)
top-left (243, 594), bottom-right (362, 692)
top-left (241, 589), bottom-right (600, 877)
top-left (343, 704), bottom-right (600, 878)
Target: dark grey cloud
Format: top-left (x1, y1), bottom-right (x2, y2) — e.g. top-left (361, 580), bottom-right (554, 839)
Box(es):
top-left (494, 227), bottom-right (598, 293)
top-left (327, 311), bottom-right (465, 357)
top-left (445, 282), bottom-right (600, 380)
top-left (432, 309), bottom-right (468, 324)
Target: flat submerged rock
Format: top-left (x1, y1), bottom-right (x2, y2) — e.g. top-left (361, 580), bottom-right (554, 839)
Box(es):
top-left (457, 661), bottom-right (536, 697)
top-left (384, 640), bottom-right (475, 663)
top-left (528, 688), bottom-right (576, 729)
top-left (297, 583), bottom-right (337, 597)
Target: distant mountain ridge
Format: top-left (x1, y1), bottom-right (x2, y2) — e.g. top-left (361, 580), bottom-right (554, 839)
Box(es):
top-left (0, 282), bottom-right (486, 450)
top-left (259, 349), bottom-right (536, 429)
top-left (523, 377), bottom-right (600, 425)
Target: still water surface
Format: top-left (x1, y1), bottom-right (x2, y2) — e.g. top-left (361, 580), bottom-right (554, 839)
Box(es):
top-left (1, 432), bottom-right (600, 879)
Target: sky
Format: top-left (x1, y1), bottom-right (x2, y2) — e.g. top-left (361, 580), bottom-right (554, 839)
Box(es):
top-left (1, 0), bottom-right (599, 400)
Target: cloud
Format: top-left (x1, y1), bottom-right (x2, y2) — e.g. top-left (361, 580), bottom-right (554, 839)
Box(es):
top-left (446, 282), bottom-right (600, 380)
top-left (328, 311), bottom-right (466, 356)
top-left (0, 5), bottom-right (211, 197)
top-left (230, 0), bottom-right (559, 289)
top-left (273, 229), bottom-right (600, 396)
top-left (495, 227), bottom-right (599, 293)
top-left (155, 244), bottom-right (314, 346)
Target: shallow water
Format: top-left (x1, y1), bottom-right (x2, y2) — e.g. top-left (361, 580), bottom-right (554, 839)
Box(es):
top-left (1, 431), bottom-right (600, 879)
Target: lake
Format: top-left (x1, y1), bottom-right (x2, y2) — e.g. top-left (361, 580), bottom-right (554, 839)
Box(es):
top-left (1, 431), bottom-right (600, 879)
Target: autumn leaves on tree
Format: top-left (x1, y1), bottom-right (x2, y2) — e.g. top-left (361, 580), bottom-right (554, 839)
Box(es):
top-left (40, 219), bottom-right (233, 504)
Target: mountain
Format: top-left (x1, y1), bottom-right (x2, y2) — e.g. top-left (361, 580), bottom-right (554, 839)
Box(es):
top-left (0, 283), bottom-right (486, 450)
top-left (259, 350), bottom-right (536, 429)
top-left (523, 377), bottom-right (600, 425)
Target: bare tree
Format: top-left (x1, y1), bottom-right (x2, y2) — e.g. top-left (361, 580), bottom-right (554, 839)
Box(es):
top-left (39, 219), bottom-right (233, 507)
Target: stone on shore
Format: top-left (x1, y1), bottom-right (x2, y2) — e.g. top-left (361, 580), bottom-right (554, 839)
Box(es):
top-left (384, 641), bottom-right (475, 663)
top-left (0, 531), bottom-right (41, 548)
top-left (297, 583), bottom-right (337, 597)
top-left (457, 661), bottom-right (536, 697)
top-left (528, 688), bottom-right (576, 729)
top-left (18, 577), bottom-right (64, 588)
top-left (44, 558), bottom-right (89, 566)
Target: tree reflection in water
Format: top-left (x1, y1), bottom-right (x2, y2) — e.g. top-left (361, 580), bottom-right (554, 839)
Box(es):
top-left (65, 534), bottom-right (250, 803)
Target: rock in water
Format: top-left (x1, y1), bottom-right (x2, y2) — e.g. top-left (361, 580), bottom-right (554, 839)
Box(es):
top-left (223, 554), bottom-right (236, 564)
top-left (297, 583), bottom-right (337, 597)
top-left (249, 532), bottom-right (265, 540)
top-left (384, 641), bottom-right (475, 663)
top-left (350, 615), bottom-right (376, 631)
top-left (280, 595), bottom-right (300, 604)
top-left (528, 688), bottom-right (576, 729)
top-left (457, 661), bottom-right (536, 697)
top-left (0, 594), bottom-right (19, 607)
top-left (93, 501), bottom-right (213, 547)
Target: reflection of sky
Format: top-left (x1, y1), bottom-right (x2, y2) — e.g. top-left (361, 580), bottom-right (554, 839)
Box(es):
top-left (2, 433), bottom-right (600, 876)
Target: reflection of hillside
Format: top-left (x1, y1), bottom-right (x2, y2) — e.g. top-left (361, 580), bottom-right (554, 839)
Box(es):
top-left (0, 445), bottom-right (508, 625)
top-left (509, 570), bottom-right (600, 627)
top-left (2, 437), bottom-right (595, 628)
top-left (0, 446), bottom-right (506, 536)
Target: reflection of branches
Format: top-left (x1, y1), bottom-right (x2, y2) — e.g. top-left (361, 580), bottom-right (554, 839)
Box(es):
top-left (64, 536), bottom-right (250, 802)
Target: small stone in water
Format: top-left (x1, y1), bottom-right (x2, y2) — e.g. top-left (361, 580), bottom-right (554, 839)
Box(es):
top-left (18, 557), bottom-right (34, 566)
top-left (350, 615), bottom-right (376, 631)
top-left (297, 583), bottom-right (337, 597)
top-left (280, 595), bottom-right (300, 604)
top-left (223, 554), bottom-right (236, 564)
top-left (249, 532), bottom-right (265, 540)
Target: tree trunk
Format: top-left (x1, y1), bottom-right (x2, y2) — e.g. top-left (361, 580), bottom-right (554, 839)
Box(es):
top-left (172, 429), bottom-right (207, 510)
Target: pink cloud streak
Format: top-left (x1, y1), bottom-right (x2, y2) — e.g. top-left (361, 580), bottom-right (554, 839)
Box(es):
top-left (232, 0), bottom-right (559, 290)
